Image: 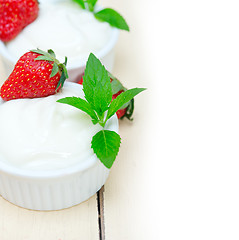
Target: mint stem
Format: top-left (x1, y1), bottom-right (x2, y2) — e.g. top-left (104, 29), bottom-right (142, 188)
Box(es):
top-left (98, 112), bottom-right (107, 127)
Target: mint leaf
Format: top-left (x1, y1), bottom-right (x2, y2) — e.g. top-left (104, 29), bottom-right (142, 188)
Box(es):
top-left (56, 53), bottom-right (145, 169)
top-left (57, 97), bottom-right (99, 123)
top-left (72, 0), bottom-right (129, 31)
top-left (83, 53), bottom-right (112, 116)
top-left (83, 53), bottom-right (103, 106)
top-left (73, 0), bottom-right (86, 9)
top-left (94, 8), bottom-right (129, 31)
top-left (119, 99), bottom-right (131, 110)
top-left (87, 0), bottom-right (97, 11)
top-left (93, 80), bottom-right (112, 117)
top-left (106, 88), bottom-right (146, 121)
top-left (90, 0), bottom-right (97, 7)
top-left (91, 130), bottom-right (121, 168)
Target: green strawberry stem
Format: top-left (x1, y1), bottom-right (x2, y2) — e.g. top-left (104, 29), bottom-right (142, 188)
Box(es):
top-left (31, 49), bottom-right (68, 91)
top-left (123, 98), bottom-right (134, 120)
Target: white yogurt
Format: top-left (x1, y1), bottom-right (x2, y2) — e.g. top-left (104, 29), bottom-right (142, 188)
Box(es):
top-left (5, 0), bottom-right (113, 67)
top-left (0, 82), bottom-right (103, 170)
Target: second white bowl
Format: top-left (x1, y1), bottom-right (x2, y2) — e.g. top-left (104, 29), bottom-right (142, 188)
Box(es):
top-left (0, 26), bottom-right (119, 83)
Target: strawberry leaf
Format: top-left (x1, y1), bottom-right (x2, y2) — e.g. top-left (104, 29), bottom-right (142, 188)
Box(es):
top-left (31, 49), bottom-right (48, 55)
top-left (111, 79), bottom-right (123, 95)
top-left (32, 49), bottom-right (58, 63)
top-left (31, 49), bottom-right (68, 90)
top-left (63, 56), bottom-right (67, 66)
top-left (106, 88), bottom-right (146, 121)
top-left (48, 49), bottom-right (56, 58)
top-left (61, 63), bottom-right (69, 78)
top-left (34, 55), bottom-right (53, 62)
top-left (56, 60), bottom-right (68, 90)
top-left (109, 73), bottom-right (126, 94)
top-left (94, 8), bottom-right (130, 31)
top-left (122, 98), bottom-right (134, 120)
top-left (91, 130), bottom-right (121, 169)
top-left (56, 65), bottom-right (68, 90)
top-left (57, 97), bottom-right (99, 123)
top-left (50, 62), bottom-right (59, 78)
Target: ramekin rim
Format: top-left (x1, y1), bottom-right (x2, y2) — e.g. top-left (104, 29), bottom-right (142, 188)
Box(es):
top-left (0, 82), bottom-right (119, 179)
top-left (0, 27), bottom-right (119, 70)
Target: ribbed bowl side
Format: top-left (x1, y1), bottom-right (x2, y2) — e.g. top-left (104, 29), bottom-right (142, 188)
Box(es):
top-left (0, 161), bottom-right (109, 211)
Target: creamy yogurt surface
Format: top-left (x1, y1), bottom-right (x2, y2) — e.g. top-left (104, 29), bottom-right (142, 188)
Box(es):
top-left (5, 0), bottom-right (113, 67)
top-left (0, 82), bottom-right (103, 170)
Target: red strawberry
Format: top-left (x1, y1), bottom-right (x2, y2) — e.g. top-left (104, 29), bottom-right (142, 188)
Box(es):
top-left (112, 90), bottom-right (127, 119)
top-left (77, 72), bottom-right (134, 120)
top-left (0, 0), bottom-right (39, 42)
top-left (24, 0), bottom-right (39, 26)
top-left (77, 75), bottom-right (84, 85)
top-left (0, 49), bottom-right (68, 101)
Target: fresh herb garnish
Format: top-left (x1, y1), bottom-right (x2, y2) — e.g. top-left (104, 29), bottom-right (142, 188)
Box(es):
top-left (94, 8), bottom-right (129, 31)
top-left (57, 53), bottom-right (145, 168)
top-left (73, 0), bottom-right (97, 10)
top-left (91, 130), bottom-right (121, 169)
top-left (73, 0), bottom-right (129, 31)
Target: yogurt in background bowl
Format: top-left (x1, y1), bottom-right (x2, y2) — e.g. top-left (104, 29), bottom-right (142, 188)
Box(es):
top-left (0, 0), bottom-right (119, 82)
top-left (0, 82), bottom-right (119, 210)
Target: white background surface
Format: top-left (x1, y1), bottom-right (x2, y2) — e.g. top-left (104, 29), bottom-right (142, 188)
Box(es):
top-left (102, 0), bottom-right (239, 239)
top-left (146, 0), bottom-right (239, 239)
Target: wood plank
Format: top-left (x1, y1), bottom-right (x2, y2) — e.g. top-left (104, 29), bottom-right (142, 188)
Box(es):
top-left (100, 0), bottom-right (156, 239)
top-left (0, 195), bottom-right (99, 240)
top-left (104, 119), bottom-right (153, 240)
top-left (97, 187), bottom-right (105, 240)
top-left (103, 0), bottom-right (239, 240)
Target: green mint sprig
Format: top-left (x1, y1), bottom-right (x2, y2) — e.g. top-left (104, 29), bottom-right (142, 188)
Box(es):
top-left (73, 0), bottom-right (97, 11)
top-left (57, 53), bottom-right (145, 168)
top-left (73, 0), bottom-right (129, 31)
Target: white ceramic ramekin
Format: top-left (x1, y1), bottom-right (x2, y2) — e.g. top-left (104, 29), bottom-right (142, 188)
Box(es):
top-left (0, 27), bottom-right (119, 83)
top-left (0, 87), bottom-right (118, 211)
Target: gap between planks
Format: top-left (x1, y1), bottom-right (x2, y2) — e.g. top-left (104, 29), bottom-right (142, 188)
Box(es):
top-left (97, 186), bottom-right (105, 240)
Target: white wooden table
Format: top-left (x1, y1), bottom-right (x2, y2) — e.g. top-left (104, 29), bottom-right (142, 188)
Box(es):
top-left (0, 1), bottom-right (152, 239)
top-left (4, 0), bottom-right (239, 239)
